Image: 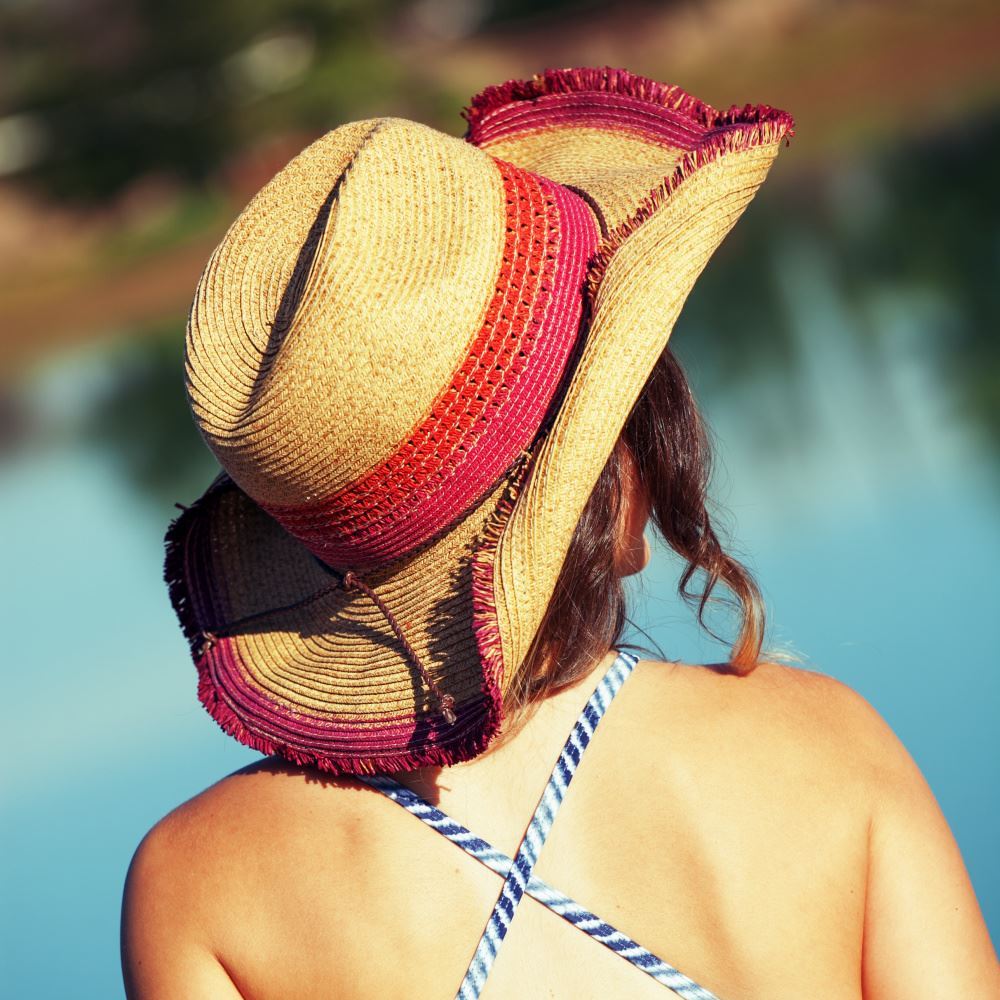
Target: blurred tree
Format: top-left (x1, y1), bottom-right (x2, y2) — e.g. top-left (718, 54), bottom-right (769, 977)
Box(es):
top-left (0, 0), bottom-right (409, 202)
top-left (78, 317), bottom-right (220, 504)
top-left (675, 111), bottom-right (1000, 461)
top-left (835, 111), bottom-right (1000, 454)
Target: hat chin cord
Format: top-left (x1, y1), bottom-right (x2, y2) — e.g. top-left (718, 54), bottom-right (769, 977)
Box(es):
top-left (339, 570), bottom-right (458, 725)
top-left (194, 558), bottom-right (458, 727)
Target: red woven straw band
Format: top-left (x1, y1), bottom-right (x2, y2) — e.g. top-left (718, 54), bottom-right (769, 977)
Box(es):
top-left (256, 159), bottom-right (598, 569)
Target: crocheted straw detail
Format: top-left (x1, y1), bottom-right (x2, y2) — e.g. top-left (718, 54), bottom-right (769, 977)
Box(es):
top-left (459, 65), bottom-right (795, 300)
top-left (258, 160), bottom-right (551, 542)
top-left (163, 463), bottom-right (530, 775)
top-left (468, 439), bottom-right (543, 748)
top-left (256, 164), bottom-right (597, 570)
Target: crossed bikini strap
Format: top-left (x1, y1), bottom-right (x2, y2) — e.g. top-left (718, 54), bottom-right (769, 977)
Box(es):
top-left (360, 651), bottom-right (721, 1000)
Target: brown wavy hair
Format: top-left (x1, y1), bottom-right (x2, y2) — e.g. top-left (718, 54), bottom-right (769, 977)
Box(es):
top-left (491, 343), bottom-right (770, 747)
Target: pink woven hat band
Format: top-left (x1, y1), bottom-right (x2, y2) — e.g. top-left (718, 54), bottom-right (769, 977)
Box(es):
top-left (164, 66), bottom-right (794, 776)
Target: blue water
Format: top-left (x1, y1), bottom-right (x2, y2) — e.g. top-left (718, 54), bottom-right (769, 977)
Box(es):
top-left (2, 303), bottom-right (997, 999)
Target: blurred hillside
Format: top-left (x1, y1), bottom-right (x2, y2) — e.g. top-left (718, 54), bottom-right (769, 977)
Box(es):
top-left (1, 0), bottom-right (997, 371)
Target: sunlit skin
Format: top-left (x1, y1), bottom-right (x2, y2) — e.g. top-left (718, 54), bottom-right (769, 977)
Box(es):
top-left (121, 461), bottom-right (1000, 999)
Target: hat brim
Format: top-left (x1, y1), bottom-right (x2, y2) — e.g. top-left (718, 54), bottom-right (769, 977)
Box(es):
top-left (463, 66), bottom-right (793, 690)
top-left (164, 450), bottom-right (536, 774)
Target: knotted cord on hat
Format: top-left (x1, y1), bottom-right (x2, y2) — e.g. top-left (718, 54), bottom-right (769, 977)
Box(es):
top-left (186, 525), bottom-right (458, 727)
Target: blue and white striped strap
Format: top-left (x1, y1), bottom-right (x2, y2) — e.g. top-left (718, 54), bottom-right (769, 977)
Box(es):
top-left (361, 772), bottom-right (720, 999)
top-left (360, 651), bottom-right (721, 999)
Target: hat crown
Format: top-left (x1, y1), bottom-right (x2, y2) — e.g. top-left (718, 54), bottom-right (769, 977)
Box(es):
top-left (184, 116), bottom-right (599, 571)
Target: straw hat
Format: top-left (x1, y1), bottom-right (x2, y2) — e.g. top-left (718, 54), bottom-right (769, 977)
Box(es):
top-left (164, 66), bottom-right (793, 775)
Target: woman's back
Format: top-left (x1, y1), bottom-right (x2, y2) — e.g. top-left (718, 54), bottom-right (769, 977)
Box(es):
top-left (126, 651), bottom-right (994, 999)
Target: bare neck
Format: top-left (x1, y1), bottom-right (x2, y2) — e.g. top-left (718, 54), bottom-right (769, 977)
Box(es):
top-left (384, 645), bottom-right (623, 802)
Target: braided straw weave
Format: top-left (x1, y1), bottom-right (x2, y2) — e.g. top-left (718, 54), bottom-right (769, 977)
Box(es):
top-left (163, 65), bottom-right (794, 775)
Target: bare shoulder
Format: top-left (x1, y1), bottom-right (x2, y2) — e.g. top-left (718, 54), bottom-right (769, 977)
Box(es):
top-left (127, 757), bottom-right (371, 883)
top-left (631, 656), bottom-right (999, 995)
top-left (121, 771), bottom-right (250, 998)
top-left (121, 759), bottom-right (371, 999)
top-left (629, 655), bottom-right (897, 782)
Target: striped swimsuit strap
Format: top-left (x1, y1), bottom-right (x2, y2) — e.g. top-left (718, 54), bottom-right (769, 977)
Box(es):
top-left (359, 649), bottom-right (722, 1000)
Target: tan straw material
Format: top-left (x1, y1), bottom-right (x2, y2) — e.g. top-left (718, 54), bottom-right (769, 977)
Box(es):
top-left (164, 66), bottom-right (794, 775)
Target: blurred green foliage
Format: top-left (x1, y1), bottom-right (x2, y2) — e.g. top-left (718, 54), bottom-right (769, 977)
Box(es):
top-left (1, 0), bottom-right (632, 204)
top-left (79, 318), bottom-right (220, 503)
top-left (837, 114), bottom-right (1000, 445)
top-left (2, 0), bottom-right (408, 201)
top-left (677, 110), bottom-right (1000, 458)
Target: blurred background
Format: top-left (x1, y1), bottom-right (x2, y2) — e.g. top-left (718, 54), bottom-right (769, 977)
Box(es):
top-left (1, 0), bottom-right (997, 995)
